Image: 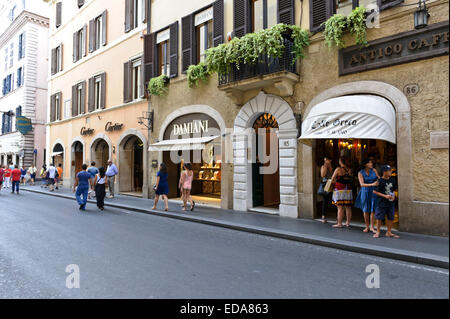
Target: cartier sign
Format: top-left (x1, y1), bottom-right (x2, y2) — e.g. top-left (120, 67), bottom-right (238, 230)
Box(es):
top-left (339, 21), bottom-right (449, 76)
top-left (105, 122), bottom-right (124, 132)
top-left (80, 127), bottom-right (94, 136)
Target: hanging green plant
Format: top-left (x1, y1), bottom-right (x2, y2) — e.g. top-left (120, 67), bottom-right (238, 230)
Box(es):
top-left (323, 13), bottom-right (348, 48)
top-left (187, 62), bottom-right (211, 88)
top-left (348, 6), bottom-right (368, 47)
top-left (323, 7), bottom-right (368, 48)
top-left (148, 74), bottom-right (169, 96)
top-left (204, 24), bottom-right (310, 76)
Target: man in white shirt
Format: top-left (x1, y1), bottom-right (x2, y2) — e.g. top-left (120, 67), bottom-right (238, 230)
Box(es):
top-left (47, 163), bottom-right (57, 192)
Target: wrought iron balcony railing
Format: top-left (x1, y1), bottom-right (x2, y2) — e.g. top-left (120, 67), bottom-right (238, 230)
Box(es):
top-left (218, 36), bottom-right (298, 86)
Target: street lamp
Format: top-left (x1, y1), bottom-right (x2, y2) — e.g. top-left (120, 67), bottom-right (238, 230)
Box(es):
top-left (414, 0), bottom-right (430, 29)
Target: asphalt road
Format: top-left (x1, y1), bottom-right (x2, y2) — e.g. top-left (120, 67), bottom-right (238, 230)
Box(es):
top-left (0, 189), bottom-right (448, 298)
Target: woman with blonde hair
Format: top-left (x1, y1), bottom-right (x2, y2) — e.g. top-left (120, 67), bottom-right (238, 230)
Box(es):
top-left (179, 163), bottom-right (195, 211)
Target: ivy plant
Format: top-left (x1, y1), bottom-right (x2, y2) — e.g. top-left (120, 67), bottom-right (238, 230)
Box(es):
top-left (323, 7), bottom-right (368, 48)
top-left (187, 62), bottom-right (211, 88)
top-left (148, 74), bottom-right (169, 96)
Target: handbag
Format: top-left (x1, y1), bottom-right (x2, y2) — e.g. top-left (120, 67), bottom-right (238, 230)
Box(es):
top-left (324, 179), bottom-right (334, 193)
top-left (317, 179), bottom-right (327, 196)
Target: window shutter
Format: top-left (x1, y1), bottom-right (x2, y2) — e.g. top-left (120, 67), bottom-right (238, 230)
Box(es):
top-left (377, 0), bottom-right (404, 11)
top-left (58, 44), bottom-right (63, 71)
top-left (125, 0), bottom-right (132, 33)
top-left (50, 94), bottom-right (56, 122)
top-left (100, 72), bottom-right (106, 109)
top-left (278, 0), bottom-right (295, 25)
top-left (78, 0), bottom-right (85, 8)
top-left (143, 33), bottom-right (155, 93)
top-left (102, 10), bottom-right (107, 46)
top-left (233, 0), bottom-right (251, 38)
top-left (51, 48), bottom-right (57, 75)
top-left (89, 19), bottom-right (95, 53)
top-left (56, 2), bottom-right (62, 28)
top-left (16, 106), bottom-right (22, 117)
top-left (169, 21), bottom-right (179, 78)
top-left (123, 61), bottom-right (132, 103)
top-left (88, 77), bottom-right (95, 112)
top-left (181, 14), bottom-right (194, 73)
top-left (80, 81), bottom-right (86, 114)
top-left (18, 35), bottom-right (22, 60)
top-left (309, 0), bottom-right (333, 33)
top-left (21, 32), bottom-right (25, 59)
top-left (72, 85), bottom-right (78, 116)
top-left (1, 113), bottom-right (5, 134)
top-left (82, 24), bottom-right (87, 57)
top-left (213, 0), bottom-right (225, 47)
top-left (73, 32), bottom-right (78, 62)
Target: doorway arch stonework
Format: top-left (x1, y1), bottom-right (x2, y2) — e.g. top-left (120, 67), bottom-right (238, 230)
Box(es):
top-left (233, 91), bottom-right (298, 217)
top-left (300, 80), bottom-right (447, 235)
top-left (88, 133), bottom-right (113, 163)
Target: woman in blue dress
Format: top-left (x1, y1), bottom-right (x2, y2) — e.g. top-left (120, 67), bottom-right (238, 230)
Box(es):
top-left (355, 158), bottom-right (380, 233)
top-left (152, 163), bottom-right (169, 211)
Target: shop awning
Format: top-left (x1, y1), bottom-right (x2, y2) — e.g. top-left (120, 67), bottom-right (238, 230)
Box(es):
top-left (300, 95), bottom-right (396, 144)
top-left (148, 136), bottom-right (220, 151)
top-left (51, 151), bottom-right (64, 157)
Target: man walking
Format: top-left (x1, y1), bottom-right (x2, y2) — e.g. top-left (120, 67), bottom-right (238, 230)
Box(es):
top-left (28, 165), bottom-right (37, 186)
top-left (11, 165), bottom-right (21, 194)
top-left (47, 163), bottom-right (57, 192)
top-left (73, 164), bottom-right (92, 211)
top-left (105, 160), bottom-right (118, 198)
top-left (56, 164), bottom-right (63, 189)
top-left (3, 166), bottom-right (11, 189)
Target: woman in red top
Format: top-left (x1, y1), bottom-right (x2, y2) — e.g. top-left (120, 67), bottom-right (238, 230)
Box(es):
top-left (331, 157), bottom-right (354, 228)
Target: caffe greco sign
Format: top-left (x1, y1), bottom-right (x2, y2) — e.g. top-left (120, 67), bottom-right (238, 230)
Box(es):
top-left (339, 21), bottom-right (449, 75)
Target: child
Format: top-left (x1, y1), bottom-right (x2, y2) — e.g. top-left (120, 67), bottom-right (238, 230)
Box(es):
top-left (373, 165), bottom-right (400, 238)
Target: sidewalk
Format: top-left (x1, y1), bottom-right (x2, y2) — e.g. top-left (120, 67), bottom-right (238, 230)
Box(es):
top-left (20, 185), bottom-right (449, 269)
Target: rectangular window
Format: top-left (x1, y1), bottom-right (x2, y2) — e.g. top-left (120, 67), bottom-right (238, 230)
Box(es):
top-left (267, 0), bottom-right (277, 28)
top-left (336, 0), bottom-right (378, 15)
top-left (77, 84), bottom-right (83, 115)
top-left (252, 0), bottom-right (264, 32)
top-left (251, 0), bottom-right (278, 32)
top-left (4, 48), bottom-right (8, 71)
top-left (56, 45), bottom-right (62, 72)
top-left (133, 0), bottom-right (139, 29)
top-left (94, 76), bottom-right (102, 109)
top-left (18, 33), bottom-right (25, 60)
top-left (196, 20), bottom-right (213, 63)
top-left (10, 43), bottom-right (14, 68)
top-left (158, 40), bottom-right (170, 76)
top-left (55, 94), bottom-right (60, 120)
top-left (17, 67), bottom-right (23, 87)
top-left (132, 59), bottom-right (141, 100)
top-left (95, 15), bottom-right (102, 50)
top-left (78, 29), bottom-right (84, 59)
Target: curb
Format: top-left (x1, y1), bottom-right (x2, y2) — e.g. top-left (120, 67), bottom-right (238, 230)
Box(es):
top-left (21, 187), bottom-right (449, 269)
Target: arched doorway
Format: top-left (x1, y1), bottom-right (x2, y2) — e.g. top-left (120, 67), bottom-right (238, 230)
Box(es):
top-left (91, 139), bottom-right (109, 169)
top-left (71, 141), bottom-right (84, 178)
top-left (252, 113), bottom-right (280, 208)
top-left (233, 92), bottom-right (298, 217)
top-left (51, 143), bottom-right (64, 168)
top-left (119, 135), bottom-right (144, 195)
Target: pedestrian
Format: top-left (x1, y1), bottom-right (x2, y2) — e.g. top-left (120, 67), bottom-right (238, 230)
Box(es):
top-left (373, 165), bottom-right (400, 238)
top-left (47, 163), bottom-right (57, 192)
top-left (0, 165), bottom-right (4, 194)
top-left (87, 161), bottom-right (99, 199)
top-left (11, 165), bottom-right (21, 194)
top-left (40, 164), bottom-right (47, 188)
top-left (73, 164), bottom-right (92, 211)
top-left (355, 158), bottom-right (380, 233)
top-left (28, 165), bottom-right (37, 185)
top-left (56, 163), bottom-right (63, 189)
top-left (319, 155), bottom-right (333, 223)
top-left (368, 154), bottom-right (382, 177)
top-left (105, 160), bottom-right (118, 198)
top-left (179, 163), bottom-right (195, 211)
top-left (331, 157), bottom-right (353, 228)
top-left (20, 167), bottom-right (27, 185)
top-left (3, 166), bottom-right (11, 189)
top-left (93, 167), bottom-right (107, 211)
top-left (8, 162), bottom-right (14, 170)
top-left (152, 163), bottom-right (169, 211)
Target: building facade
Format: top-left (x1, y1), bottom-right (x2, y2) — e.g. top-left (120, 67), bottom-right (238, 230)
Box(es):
top-left (144, 0), bottom-right (449, 236)
top-left (45, 0), bottom-right (150, 197)
top-left (0, 0), bottom-right (49, 170)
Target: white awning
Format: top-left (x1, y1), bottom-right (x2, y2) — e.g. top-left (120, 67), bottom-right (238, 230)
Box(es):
top-left (51, 151), bottom-right (64, 157)
top-left (148, 136), bottom-right (220, 151)
top-left (300, 95), bottom-right (396, 144)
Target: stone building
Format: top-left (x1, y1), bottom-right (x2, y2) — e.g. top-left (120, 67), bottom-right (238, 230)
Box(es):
top-left (0, 1), bottom-right (49, 169)
top-left (144, 0), bottom-right (449, 236)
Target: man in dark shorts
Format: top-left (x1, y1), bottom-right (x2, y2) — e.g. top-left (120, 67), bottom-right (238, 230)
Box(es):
top-left (373, 165), bottom-right (400, 238)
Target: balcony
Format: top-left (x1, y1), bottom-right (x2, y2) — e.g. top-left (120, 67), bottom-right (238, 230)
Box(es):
top-left (218, 36), bottom-right (299, 105)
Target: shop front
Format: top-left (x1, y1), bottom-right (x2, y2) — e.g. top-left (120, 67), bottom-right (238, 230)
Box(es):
top-left (149, 107), bottom-right (226, 207)
top-left (300, 94), bottom-right (399, 225)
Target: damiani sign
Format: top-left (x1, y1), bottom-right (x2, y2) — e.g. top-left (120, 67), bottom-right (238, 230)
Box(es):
top-left (173, 120), bottom-right (209, 136)
top-left (339, 21), bottom-right (449, 75)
